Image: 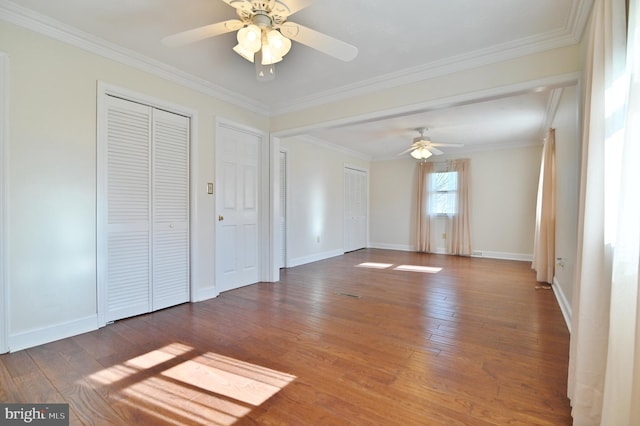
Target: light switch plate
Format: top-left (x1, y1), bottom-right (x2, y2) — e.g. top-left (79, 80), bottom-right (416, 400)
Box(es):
top-left (207, 182), bottom-right (214, 194)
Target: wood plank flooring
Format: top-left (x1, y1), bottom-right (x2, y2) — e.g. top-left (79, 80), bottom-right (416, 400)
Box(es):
top-left (0, 249), bottom-right (572, 425)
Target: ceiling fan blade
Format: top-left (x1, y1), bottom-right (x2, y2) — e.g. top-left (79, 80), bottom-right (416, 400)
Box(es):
top-left (428, 143), bottom-right (464, 148)
top-left (280, 22), bottom-right (358, 62)
top-left (397, 146), bottom-right (415, 156)
top-left (162, 20), bottom-right (244, 47)
top-left (428, 147), bottom-right (444, 155)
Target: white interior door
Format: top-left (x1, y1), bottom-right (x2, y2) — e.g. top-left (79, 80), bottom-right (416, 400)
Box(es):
top-left (103, 96), bottom-right (152, 322)
top-left (344, 167), bottom-right (368, 252)
top-left (215, 122), bottom-right (260, 293)
top-left (151, 109), bottom-right (190, 311)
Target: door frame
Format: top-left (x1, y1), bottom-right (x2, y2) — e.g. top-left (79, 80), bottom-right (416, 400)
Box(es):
top-left (96, 82), bottom-right (198, 327)
top-left (214, 117), bottom-right (270, 293)
top-left (0, 53), bottom-right (9, 352)
top-left (277, 148), bottom-right (289, 269)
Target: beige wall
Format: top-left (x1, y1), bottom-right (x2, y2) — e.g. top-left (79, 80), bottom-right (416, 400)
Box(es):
top-left (369, 145), bottom-right (542, 259)
top-left (0, 21), bottom-right (268, 349)
top-left (280, 137), bottom-right (368, 265)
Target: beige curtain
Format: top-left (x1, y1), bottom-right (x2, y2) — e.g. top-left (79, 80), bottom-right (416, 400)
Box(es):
top-left (568, 0), bottom-right (640, 424)
top-left (532, 129), bottom-right (556, 283)
top-left (447, 159), bottom-right (472, 256)
top-left (416, 161), bottom-right (434, 252)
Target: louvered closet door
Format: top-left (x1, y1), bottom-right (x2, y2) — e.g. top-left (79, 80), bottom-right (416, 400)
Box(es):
top-left (104, 96), bottom-right (152, 322)
top-left (102, 96), bottom-right (190, 322)
top-left (152, 109), bottom-right (189, 311)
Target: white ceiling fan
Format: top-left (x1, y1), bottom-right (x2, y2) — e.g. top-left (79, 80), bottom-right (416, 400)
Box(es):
top-left (162, 0), bottom-right (358, 81)
top-left (400, 127), bottom-right (464, 160)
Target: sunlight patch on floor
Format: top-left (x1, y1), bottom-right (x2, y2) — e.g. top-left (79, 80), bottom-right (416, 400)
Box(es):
top-left (87, 342), bottom-right (296, 425)
top-left (355, 262), bottom-right (394, 269)
top-left (394, 265), bottom-right (443, 273)
top-left (355, 262), bottom-right (442, 273)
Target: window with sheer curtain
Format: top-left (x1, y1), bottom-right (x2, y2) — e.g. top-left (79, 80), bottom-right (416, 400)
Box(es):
top-left (417, 159), bottom-right (471, 255)
top-left (429, 171), bottom-right (458, 216)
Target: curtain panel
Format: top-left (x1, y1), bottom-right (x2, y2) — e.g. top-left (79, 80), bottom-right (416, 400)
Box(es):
top-left (447, 159), bottom-right (472, 256)
top-left (569, 0), bottom-right (640, 424)
top-left (416, 161), bottom-right (434, 252)
top-left (532, 129), bottom-right (557, 283)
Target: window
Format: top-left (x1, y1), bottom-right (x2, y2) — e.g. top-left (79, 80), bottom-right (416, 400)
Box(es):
top-left (428, 171), bottom-right (458, 215)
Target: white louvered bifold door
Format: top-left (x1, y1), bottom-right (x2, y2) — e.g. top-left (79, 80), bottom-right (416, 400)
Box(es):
top-left (104, 96), bottom-right (152, 322)
top-left (152, 109), bottom-right (189, 311)
top-left (101, 96), bottom-right (190, 323)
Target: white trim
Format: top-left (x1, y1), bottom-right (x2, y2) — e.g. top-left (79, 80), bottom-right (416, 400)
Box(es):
top-left (368, 243), bottom-right (415, 252)
top-left (269, 0), bottom-right (593, 115)
top-left (272, 73), bottom-right (582, 161)
top-left (287, 249), bottom-right (344, 268)
top-left (0, 52), bottom-right (8, 353)
top-left (470, 250), bottom-right (533, 262)
top-left (96, 81), bottom-right (199, 327)
top-left (553, 276), bottom-right (573, 332)
top-left (269, 140), bottom-right (287, 282)
top-left (9, 315), bottom-right (97, 353)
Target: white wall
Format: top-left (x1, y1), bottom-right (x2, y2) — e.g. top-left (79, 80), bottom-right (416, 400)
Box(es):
top-left (552, 85), bottom-right (580, 323)
top-left (279, 137), bottom-right (368, 266)
top-left (0, 21), bottom-right (268, 350)
top-left (369, 145), bottom-right (542, 259)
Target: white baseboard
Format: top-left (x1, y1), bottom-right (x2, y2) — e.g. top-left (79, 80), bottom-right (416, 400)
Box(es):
top-left (471, 250), bottom-right (533, 262)
top-left (368, 243), bottom-right (415, 252)
top-left (552, 277), bottom-right (572, 332)
top-left (288, 249), bottom-right (344, 268)
top-left (191, 286), bottom-right (219, 302)
top-left (9, 315), bottom-right (98, 352)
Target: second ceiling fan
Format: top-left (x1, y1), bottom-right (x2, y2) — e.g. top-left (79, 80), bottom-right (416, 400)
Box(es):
top-left (400, 128), bottom-right (464, 160)
top-left (162, 0), bottom-right (358, 81)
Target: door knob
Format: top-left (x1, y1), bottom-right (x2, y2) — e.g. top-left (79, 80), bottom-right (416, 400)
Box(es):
top-left (218, 215), bottom-right (224, 221)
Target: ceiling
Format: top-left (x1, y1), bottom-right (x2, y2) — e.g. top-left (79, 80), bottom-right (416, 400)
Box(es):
top-left (1, 0), bottom-right (592, 159)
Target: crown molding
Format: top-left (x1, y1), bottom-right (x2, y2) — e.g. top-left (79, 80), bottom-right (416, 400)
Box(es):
top-left (270, 0), bottom-right (594, 115)
top-left (0, 0), bottom-right (270, 116)
top-left (0, 0), bottom-right (593, 118)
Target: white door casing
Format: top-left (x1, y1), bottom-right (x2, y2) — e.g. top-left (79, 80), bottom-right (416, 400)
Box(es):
top-left (0, 53), bottom-right (8, 353)
top-left (215, 121), bottom-right (261, 293)
top-left (278, 150), bottom-right (287, 268)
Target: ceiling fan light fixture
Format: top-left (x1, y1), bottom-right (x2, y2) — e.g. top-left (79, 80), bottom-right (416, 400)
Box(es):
top-left (237, 24), bottom-right (262, 53)
top-left (410, 147), bottom-right (432, 160)
top-left (266, 29), bottom-right (291, 58)
top-left (233, 43), bottom-right (255, 62)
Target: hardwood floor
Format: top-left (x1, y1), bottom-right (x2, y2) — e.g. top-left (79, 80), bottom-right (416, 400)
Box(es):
top-left (0, 249), bottom-right (572, 425)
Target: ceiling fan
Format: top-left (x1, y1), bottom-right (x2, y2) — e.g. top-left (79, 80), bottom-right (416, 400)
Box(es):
top-left (161, 0), bottom-right (358, 81)
top-left (400, 128), bottom-right (464, 160)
